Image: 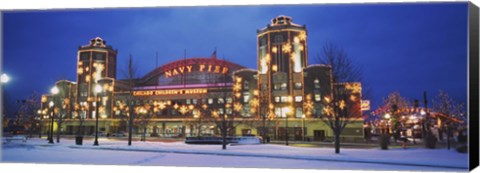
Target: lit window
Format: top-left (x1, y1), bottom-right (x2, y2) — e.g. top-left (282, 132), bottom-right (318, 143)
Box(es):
top-left (275, 108), bottom-right (283, 117)
top-left (315, 94), bottom-right (321, 102)
top-left (218, 108), bottom-right (224, 115)
top-left (314, 79), bottom-right (320, 89)
top-left (274, 107), bottom-right (289, 118)
top-left (243, 92), bottom-right (250, 103)
top-left (192, 99), bottom-right (197, 105)
top-left (208, 98), bottom-right (213, 104)
top-left (281, 96), bottom-right (288, 103)
top-left (295, 83), bottom-right (302, 89)
top-left (296, 107), bottom-right (303, 118)
top-left (274, 97), bottom-right (280, 103)
top-left (226, 108), bottom-right (232, 115)
top-left (218, 98), bottom-right (225, 104)
top-left (186, 99), bottom-right (191, 105)
top-left (274, 83), bottom-right (280, 90)
top-left (295, 96), bottom-right (303, 102)
top-left (226, 97), bottom-right (232, 104)
top-left (281, 83), bottom-right (287, 90)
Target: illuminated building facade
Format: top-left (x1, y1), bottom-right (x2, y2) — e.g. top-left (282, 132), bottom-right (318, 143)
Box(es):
top-left (40, 16), bottom-right (364, 142)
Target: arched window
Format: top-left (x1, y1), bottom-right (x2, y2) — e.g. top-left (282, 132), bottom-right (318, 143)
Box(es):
top-left (314, 78), bottom-right (320, 89)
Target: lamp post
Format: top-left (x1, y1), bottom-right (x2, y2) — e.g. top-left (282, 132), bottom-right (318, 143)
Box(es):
top-left (302, 114), bottom-right (306, 141)
top-left (284, 96), bottom-right (293, 146)
top-left (410, 115), bottom-right (418, 144)
top-left (285, 106), bottom-right (291, 146)
top-left (384, 113), bottom-right (391, 134)
top-left (1, 73), bottom-right (9, 137)
top-left (49, 86), bottom-right (59, 144)
top-left (93, 85), bottom-right (102, 146)
top-left (37, 109), bottom-right (42, 138)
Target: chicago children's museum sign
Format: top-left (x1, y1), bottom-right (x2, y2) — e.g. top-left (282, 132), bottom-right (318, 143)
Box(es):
top-left (133, 88), bottom-right (208, 96)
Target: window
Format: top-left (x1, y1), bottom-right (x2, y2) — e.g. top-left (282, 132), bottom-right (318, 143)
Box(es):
top-left (243, 81), bottom-right (249, 90)
top-left (274, 83), bottom-right (280, 90)
top-left (274, 35), bottom-right (284, 43)
top-left (275, 107), bottom-right (289, 118)
top-left (192, 99), bottom-right (197, 105)
top-left (260, 38), bottom-right (267, 46)
top-left (218, 98), bottom-right (225, 104)
top-left (295, 96), bottom-right (303, 102)
top-left (80, 52), bottom-right (89, 61)
top-left (208, 98), bottom-right (213, 104)
top-left (186, 99), bottom-right (191, 105)
top-left (281, 96), bottom-right (288, 103)
top-left (281, 83), bottom-right (287, 90)
top-left (243, 92), bottom-right (250, 103)
top-left (226, 108), bottom-right (232, 115)
top-left (275, 108), bottom-right (283, 118)
top-left (314, 79), bottom-right (320, 89)
top-left (315, 94), bottom-right (321, 102)
top-left (218, 108), bottom-right (224, 115)
top-left (226, 97), bottom-right (232, 104)
top-left (261, 84), bottom-right (268, 90)
top-left (274, 97), bottom-right (280, 103)
top-left (296, 107), bottom-right (303, 118)
top-left (295, 82), bottom-right (302, 89)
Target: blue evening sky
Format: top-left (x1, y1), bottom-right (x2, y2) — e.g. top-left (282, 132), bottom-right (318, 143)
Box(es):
top-left (2, 3), bottom-right (468, 116)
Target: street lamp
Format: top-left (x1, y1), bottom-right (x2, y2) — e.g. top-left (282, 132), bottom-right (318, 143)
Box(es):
top-left (1, 73), bottom-right (10, 83)
top-left (93, 84), bottom-right (102, 146)
top-left (1, 73), bottom-right (9, 144)
top-left (409, 115), bottom-right (418, 144)
top-left (49, 86), bottom-right (59, 144)
top-left (384, 113), bottom-right (391, 134)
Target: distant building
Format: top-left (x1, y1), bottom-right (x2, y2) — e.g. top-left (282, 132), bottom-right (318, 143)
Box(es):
top-left (40, 16), bottom-right (364, 142)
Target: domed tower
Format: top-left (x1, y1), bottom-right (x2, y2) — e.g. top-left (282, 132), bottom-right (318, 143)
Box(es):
top-left (76, 37), bottom-right (117, 119)
top-left (257, 15), bottom-right (308, 118)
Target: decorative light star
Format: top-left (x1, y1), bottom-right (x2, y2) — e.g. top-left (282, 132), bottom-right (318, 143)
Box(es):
top-left (299, 31), bottom-right (307, 41)
top-left (282, 43), bottom-right (292, 53)
top-left (233, 102), bottom-right (243, 112)
top-left (179, 105), bottom-right (188, 115)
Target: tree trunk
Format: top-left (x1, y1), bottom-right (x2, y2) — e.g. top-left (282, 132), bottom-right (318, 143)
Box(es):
top-left (222, 126), bottom-right (227, 150)
top-left (142, 126), bottom-right (147, 142)
top-left (56, 119), bottom-right (61, 143)
top-left (334, 128), bottom-right (340, 154)
top-left (128, 101), bottom-right (134, 146)
top-left (447, 126), bottom-right (451, 150)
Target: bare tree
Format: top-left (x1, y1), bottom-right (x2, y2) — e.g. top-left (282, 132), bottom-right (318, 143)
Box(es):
top-left (135, 103), bottom-right (155, 141)
top-left (74, 102), bottom-right (86, 142)
top-left (315, 42), bottom-right (364, 154)
top-left (432, 90), bottom-right (465, 149)
top-left (121, 54), bottom-right (139, 146)
top-left (15, 91), bottom-right (42, 137)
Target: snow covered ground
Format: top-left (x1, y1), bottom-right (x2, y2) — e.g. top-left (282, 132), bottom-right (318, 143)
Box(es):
top-left (1, 138), bottom-right (469, 172)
